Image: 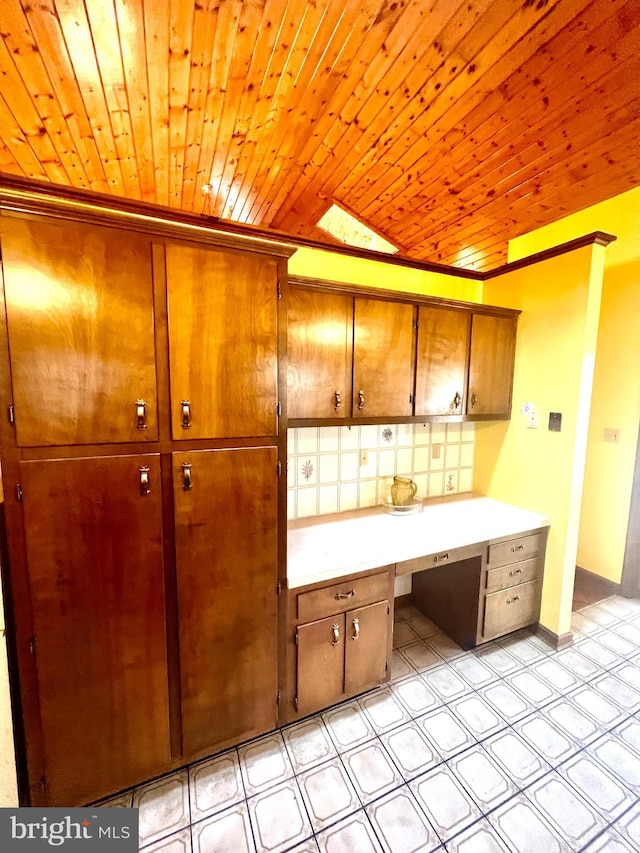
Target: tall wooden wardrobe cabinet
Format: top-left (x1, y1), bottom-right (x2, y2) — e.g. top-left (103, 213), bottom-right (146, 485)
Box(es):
top-left (0, 209), bottom-right (292, 806)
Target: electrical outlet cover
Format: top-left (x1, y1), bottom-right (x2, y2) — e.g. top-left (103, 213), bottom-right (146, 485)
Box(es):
top-left (549, 412), bottom-right (562, 432)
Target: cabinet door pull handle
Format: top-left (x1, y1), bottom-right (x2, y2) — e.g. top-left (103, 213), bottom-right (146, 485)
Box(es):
top-left (357, 389), bottom-right (365, 410)
top-left (135, 399), bottom-right (148, 430)
top-left (433, 552), bottom-right (449, 563)
top-left (334, 390), bottom-right (342, 410)
top-left (511, 544), bottom-right (524, 552)
top-left (453, 392), bottom-right (461, 411)
top-left (181, 400), bottom-right (191, 429)
top-left (508, 568), bottom-right (522, 577)
top-left (139, 465), bottom-right (151, 496)
top-left (470, 393), bottom-right (478, 408)
top-left (331, 623), bottom-right (340, 645)
top-left (182, 462), bottom-right (192, 491)
top-left (352, 617), bottom-right (360, 640)
top-left (506, 595), bottom-right (520, 604)
top-left (335, 589), bottom-right (355, 600)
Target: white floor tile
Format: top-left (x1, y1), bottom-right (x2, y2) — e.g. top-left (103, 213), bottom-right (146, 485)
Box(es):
top-left (390, 674), bottom-right (441, 716)
top-left (134, 770), bottom-right (190, 849)
top-left (579, 603), bottom-right (618, 627)
top-left (477, 681), bottom-right (533, 723)
top-left (405, 613), bottom-right (440, 639)
top-left (529, 658), bottom-right (580, 694)
top-left (410, 764), bottom-right (482, 842)
top-left (448, 745), bottom-right (517, 811)
top-left (524, 772), bottom-right (607, 849)
top-left (341, 739), bottom-right (404, 804)
top-left (570, 612), bottom-right (603, 638)
top-left (514, 714), bottom-right (576, 767)
top-left (588, 735), bottom-right (640, 795)
top-left (582, 828), bottom-right (637, 852)
top-left (445, 818), bottom-right (512, 853)
top-left (506, 670), bottom-right (559, 707)
top-left (366, 787), bottom-right (441, 853)
top-left (450, 654), bottom-right (497, 689)
top-left (448, 694), bottom-right (506, 740)
top-left (379, 721), bottom-right (440, 781)
top-left (474, 644), bottom-right (520, 676)
top-left (193, 803), bottom-right (255, 853)
top-left (426, 632), bottom-right (467, 661)
top-left (389, 650), bottom-right (415, 683)
top-left (189, 749), bottom-right (244, 823)
top-left (576, 637), bottom-right (623, 669)
top-left (421, 664), bottom-right (471, 702)
top-left (359, 688), bottom-right (411, 733)
top-left (282, 717), bottom-right (337, 774)
top-left (497, 634), bottom-right (547, 665)
top-left (248, 779), bottom-right (313, 853)
top-left (593, 629), bottom-right (637, 658)
top-left (483, 730), bottom-right (550, 787)
top-left (143, 828), bottom-right (192, 853)
top-left (419, 706), bottom-right (475, 759)
top-left (613, 803), bottom-right (640, 850)
top-left (591, 671), bottom-right (640, 713)
top-left (399, 641), bottom-right (443, 672)
top-left (393, 621), bottom-right (421, 648)
top-left (297, 758), bottom-right (360, 832)
top-left (557, 752), bottom-right (637, 821)
top-left (488, 793), bottom-right (573, 853)
top-left (543, 697), bottom-right (604, 747)
top-left (555, 647), bottom-right (603, 681)
top-left (238, 733), bottom-right (294, 797)
top-left (613, 718), bottom-right (640, 755)
top-left (570, 685), bottom-right (628, 729)
top-left (322, 701), bottom-right (376, 751)
top-left (597, 596), bottom-right (640, 621)
top-left (316, 811), bottom-right (383, 853)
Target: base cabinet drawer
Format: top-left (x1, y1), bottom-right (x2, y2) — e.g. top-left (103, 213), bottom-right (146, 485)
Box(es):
top-left (488, 533), bottom-right (544, 567)
top-left (486, 557), bottom-right (543, 593)
top-left (297, 570), bottom-right (389, 622)
top-left (482, 579), bottom-right (540, 640)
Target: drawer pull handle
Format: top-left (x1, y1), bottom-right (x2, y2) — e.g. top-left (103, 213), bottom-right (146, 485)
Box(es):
top-left (331, 623), bottom-right (340, 645)
top-left (511, 544), bottom-right (524, 552)
top-left (138, 465), bottom-right (151, 496)
top-left (352, 617), bottom-right (360, 640)
top-left (506, 595), bottom-right (520, 604)
top-left (433, 553), bottom-right (449, 563)
top-left (453, 392), bottom-right (461, 411)
top-left (357, 389), bottom-right (365, 410)
top-left (181, 400), bottom-right (192, 429)
top-left (470, 393), bottom-right (478, 408)
top-left (135, 399), bottom-right (148, 430)
top-left (182, 462), bottom-right (192, 491)
top-left (335, 590), bottom-right (355, 600)
top-left (334, 390), bottom-right (342, 410)
top-left (508, 568), bottom-right (522, 577)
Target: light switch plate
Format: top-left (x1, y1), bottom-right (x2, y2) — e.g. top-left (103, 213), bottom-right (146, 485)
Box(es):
top-left (604, 427), bottom-right (620, 443)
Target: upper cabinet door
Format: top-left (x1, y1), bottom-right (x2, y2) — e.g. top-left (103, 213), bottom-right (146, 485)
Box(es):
top-left (353, 298), bottom-right (414, 418)
top-left (468, 314), bottom-right (517, 417)
top-left (415, 306), bottom-right (470, 417)
top-left (287, 288), bottom-right (352, 420)
top-left (20, 454), bottom-right (170, 806)
top-left (1, 215), bottom-right (158, 446)
top-left (166, 243), bottom-right (278, 439)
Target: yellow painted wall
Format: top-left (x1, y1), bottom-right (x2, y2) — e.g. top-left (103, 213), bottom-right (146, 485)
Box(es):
top-left (474, 245), bottom-right (606, 637)
top-left (509, 188), bottom-right (640, 583)
top-left (289, 247), bottom-right (483, 302)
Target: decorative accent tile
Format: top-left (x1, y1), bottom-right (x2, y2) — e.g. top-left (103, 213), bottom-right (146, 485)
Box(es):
top-left (483, 730), bottom-right (551, 787)
top-left (557, 752), bottom-right (637, 821)
top-left (316, 810), bottom-right (383, 853)
top-left (143, 828), bottom-right (192, 853)
top-left (359, 687), bottom-right (411, 733)
top-left (134, 770), bottom-right (190, 849)
top-left (524, 772), bottom-right (607, 848)
top-left (300, 457), bottom-right (317, 485)
top-left (323, 701), bottom-right (376, 751)
top-left (366, 787), bottom-right (441, 853)
top-left (238, 733), bottom-right (294, 797)
top-left (399, 641), bottom-right (442, 671)
top-left (379, 722), bottom-right (440, 781)
top-left (449, 694), bottom-right (507, 740)
top-left (449, 745), bottom-right (517, 811)
top-left (282, 717), bottom-right (337, 774)
top-left (297, 758), bottom-right (360, 832)
top-left (488, 793), bottom-right (573, 853)
top-left (445, 818), bottom-right (512, 853)
top-left (543, 698), bottom-right (604, 747)
top-left (189, 749), bottom-right (245, 822)
top-left (410, 764), bottom-right (483, 842)
top-left (192, 804), bottom-right (254, 853)
top-left (477, 681), bottom-right (534, 724)
top-left (514, 714), bottom-right (577, 767)
top-left (341, 739), bottom-right (404, 804)
top-left (419, 707), bottom-right (475, 759)
top-left (588, 735), bottom-right (640, 795)
top-left (248, 778), bottom-right (313, 853)
top-left (390, 675), bottom-right (441, 717)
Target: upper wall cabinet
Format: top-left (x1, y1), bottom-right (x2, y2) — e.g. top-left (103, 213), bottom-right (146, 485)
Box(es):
top-left (415, 305), bottom-right (470, 417)
top-left (166, 242), bottom-right (279, 439)
top-left (353, 298), bottom-right (414, 418)
top-left (1, 214), bottom-right (158, 446)
top-left (287, 288), bottom-right (352, 420)
top-left (468, 314), bottom-right (517, 417)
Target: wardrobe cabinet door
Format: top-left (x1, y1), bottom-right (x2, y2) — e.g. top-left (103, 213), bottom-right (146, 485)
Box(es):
top-left (2, 214), bottom-right (158, 446)
top-left (173, 446), bottom-right (278, 759)
top-left (20, 454), bottom-right (170, 805)
top-left (166, 244), bottom-right (278, 439)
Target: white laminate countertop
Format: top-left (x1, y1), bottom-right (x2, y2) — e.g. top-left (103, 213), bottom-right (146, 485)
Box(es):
top-left (287, 493), bottom-right (550, 589)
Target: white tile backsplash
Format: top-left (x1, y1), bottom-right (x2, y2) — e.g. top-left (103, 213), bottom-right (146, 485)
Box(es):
top-left (287, 423), bottom-right (475, 519)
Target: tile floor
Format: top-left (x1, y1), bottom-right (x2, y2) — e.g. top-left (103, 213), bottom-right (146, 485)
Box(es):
top-left (100, 594), bottom-right (640, 852)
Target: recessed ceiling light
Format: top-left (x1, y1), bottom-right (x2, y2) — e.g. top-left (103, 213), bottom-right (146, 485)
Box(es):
top-left (317, 204), bottom-right (399, 254)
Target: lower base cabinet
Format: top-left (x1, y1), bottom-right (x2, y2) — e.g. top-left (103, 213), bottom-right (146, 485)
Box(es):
top-left (284, 569), bottom-right (394, 722)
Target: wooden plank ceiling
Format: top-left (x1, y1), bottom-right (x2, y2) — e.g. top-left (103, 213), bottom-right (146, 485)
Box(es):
top-left (0, 0), bottom-right (638, 270)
